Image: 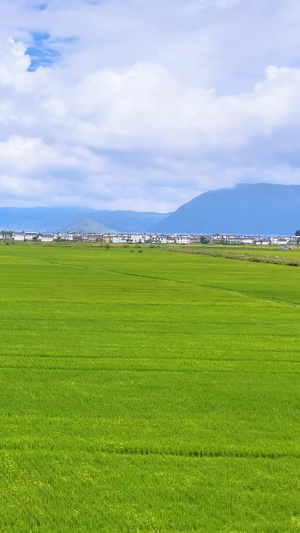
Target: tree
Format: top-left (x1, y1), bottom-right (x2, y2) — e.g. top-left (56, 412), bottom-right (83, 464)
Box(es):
top-left (199, 235), bottom-right (210, 244)
top-left (295, 230), bottom-right (300, 236)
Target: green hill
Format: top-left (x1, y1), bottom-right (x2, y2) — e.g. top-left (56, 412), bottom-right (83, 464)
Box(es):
top-left (65, 218), bottom-right (117, 234)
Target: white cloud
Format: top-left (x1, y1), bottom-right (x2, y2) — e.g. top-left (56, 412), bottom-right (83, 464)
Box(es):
top-left (0, 174), bottom-right (51, 198)
top-left (71, 62), bottom-right (300, 152)
top-left (0, 0), bottom-right (300, 211)
top-left (184, 0), bottom-right (242, 14)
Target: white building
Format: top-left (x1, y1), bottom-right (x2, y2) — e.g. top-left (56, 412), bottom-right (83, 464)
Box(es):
top-left (40, 234), bottom-right (54, 242)
top-left (57, 233), bottom-right (74, 241)
top-left (24, 232), bottom-right (38, 241)
top-left (131, 234), bottom-right (145, 243)
top-left (112, 234), bottom-right (129, 244)
top-left (175, 235), bottom-right (192, 244)
top-left (13, 232), bottom-right (25, 241)
top-left (270, 236), bottom-right (292, 245)
top-left (157, 236), bottom-right (168, 244)
top-left (255, 239), bottom-right (271, 246)
top-left (239, 236), bottom-right (255, 244)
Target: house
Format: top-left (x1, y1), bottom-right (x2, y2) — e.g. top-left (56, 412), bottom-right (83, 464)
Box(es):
top-left (157, 236), bottom-right (168, 244)
top-left (13, 232), bottom-right (25, 241)
top-left (112, 234), bottom-right (128, 244)
top-left (72, 234), bottom-right (83, 242)
top-left (24, 232), bottom-right (38, 241)
top-left (238, 236), bottom-right (256, 245)
top-left (166, 235), bottom-right (176, 243)
top-left (254, 239), bottom-right (271, 246)
top-left (211, 234), bottom-right (232, 243)
top-left (175, 235), bottom-right (192, 244)
top-left (1, 232), bottom-right (13, 241)
top-left (270, 236), bottom-right (293, 246)
top-left (81, 233), bottom-right (98, 242)
top-left (131, 234), bottom-right (145, 244)
top-left (40, 234), bottom-right (54, 242)
top-left (227, 236), bottom-right (243, 244)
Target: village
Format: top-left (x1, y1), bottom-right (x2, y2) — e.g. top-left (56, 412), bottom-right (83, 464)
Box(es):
top-left (0, 230), bottom-right (298, 246)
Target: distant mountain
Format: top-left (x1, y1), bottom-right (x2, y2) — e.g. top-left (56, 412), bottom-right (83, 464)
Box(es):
top-left (0, 207), bottom-right (91, 233)
top-left (0, 207), bottom-right (167, 233)
top-left (1, 184), bottom-right (299, 235)
top-left (155, 184), bottom-right (300, 235)
top-left (65, 218), bottom-right (116, 234)
top-left (88, 211), bottom-right (168, 233)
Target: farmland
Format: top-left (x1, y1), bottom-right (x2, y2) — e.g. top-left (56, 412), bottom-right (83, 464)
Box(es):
top-left (168, 243), bottom-right (300, 267)
top-left (0, 244), bottom-right (299, 532)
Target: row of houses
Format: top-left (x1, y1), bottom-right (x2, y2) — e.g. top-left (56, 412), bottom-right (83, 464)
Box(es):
top-left (111, 234), bottom-right (193, 244)
top-left (0, 232), bottom-right (194, 244)
top-left (1, 232), bottom-right (58, 242)
top-left (210, 234), bottom-right (298, 246)
top-left (0, 231), bottom-right (298, 245)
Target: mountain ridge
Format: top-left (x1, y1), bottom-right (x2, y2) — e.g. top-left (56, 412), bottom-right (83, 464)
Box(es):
top-left (155, 183), bottom-right (300, 235)
top-left (65, 218), bottom-right (117, 234)
top-left (0, 208), bottom-right (167, 233)
top-left (0, 184), bottom-right (300, 234)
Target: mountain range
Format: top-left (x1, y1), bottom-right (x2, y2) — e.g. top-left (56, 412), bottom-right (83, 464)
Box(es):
top-left (155, 183), bottom-right (300, 235)
top-left (0, 184), bottom-right (299, 235)
top-left (0, 208), bottom-right (167, 234)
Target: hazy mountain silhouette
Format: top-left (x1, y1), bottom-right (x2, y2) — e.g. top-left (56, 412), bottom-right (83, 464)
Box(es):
top-left (155, 184), bottom-right (300, 235)
top-left (65, 218), bottom-right (117, 234)
top-left (1, 184), bottom-right (299, 234)
top-left (0, 207), bottom-right (167, 233)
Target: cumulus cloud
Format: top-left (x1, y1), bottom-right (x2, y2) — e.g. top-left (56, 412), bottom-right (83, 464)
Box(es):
top-left (0, 0), bottom-right (300, 210)
top-left (71, 62), bottom-right (300, 152)
top-left (184, 0), bottom-right (242, 13)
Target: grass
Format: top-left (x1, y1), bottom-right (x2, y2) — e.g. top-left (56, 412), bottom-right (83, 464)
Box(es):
top-left (0, 244), bottom-right (299, 531)
top-left (168, 243), bottom-right (300, 267)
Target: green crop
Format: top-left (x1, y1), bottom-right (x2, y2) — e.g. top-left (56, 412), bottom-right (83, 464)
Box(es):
top-left (0, 245), bottom-right (299, 532)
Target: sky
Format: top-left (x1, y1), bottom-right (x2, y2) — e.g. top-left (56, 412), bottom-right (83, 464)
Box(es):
top-left (0, 0), bottom-right (300, 212)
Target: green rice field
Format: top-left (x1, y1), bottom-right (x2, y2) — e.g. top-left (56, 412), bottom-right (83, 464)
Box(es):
top-left (169, 243), bottom-right (300, 267)
top-left (0, 244), bottom-right (299, 532)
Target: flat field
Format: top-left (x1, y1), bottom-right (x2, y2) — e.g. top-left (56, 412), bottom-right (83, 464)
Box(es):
top-left (0, 244), bottom-right (299, 532)
top-left (169, 243), bottom-right (300, 267)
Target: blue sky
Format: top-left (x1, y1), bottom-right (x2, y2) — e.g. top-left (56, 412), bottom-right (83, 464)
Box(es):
top-left (26, 32), bottom-right (60, 71)
top-left (0, 0), bottom-right (300, 211)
